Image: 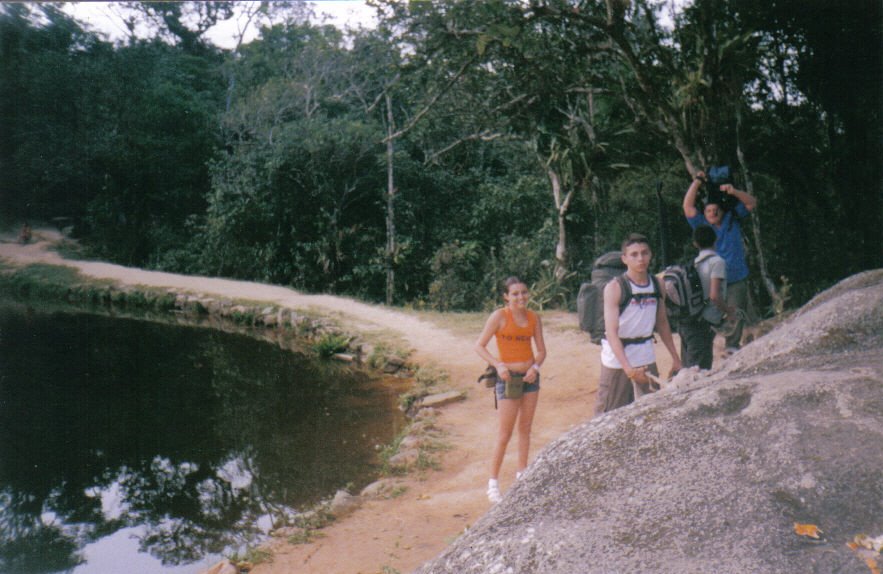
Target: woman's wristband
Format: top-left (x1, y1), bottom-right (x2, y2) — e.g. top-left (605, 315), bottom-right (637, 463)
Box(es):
top-left (530, 364), bottom-right (541, 373)
top-left (496, 363), bottom-right (508, 372)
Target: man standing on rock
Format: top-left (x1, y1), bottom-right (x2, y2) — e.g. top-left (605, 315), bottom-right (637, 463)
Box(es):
top-left (683, 170), bottom-right (757, 353)
top-left (595, 233), bottom-right (681, 415)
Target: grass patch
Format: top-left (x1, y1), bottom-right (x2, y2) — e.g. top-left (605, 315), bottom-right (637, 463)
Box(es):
top-left (5, 262), bottom-right (86, 285)
top-left (367, 340), bottom-right (411, 369)
top-left (53, 239), bottom-right (97, 261)
top-left (388, 485), bottom-right (408, 498)
top-left (292, 507), bottom-right (335, 530)
top-left (414, 451), bottom-right (441, 472)
top-left (287, 529), bottom-right (327, 545)
top-left (228, 546), bottom-right (272, 566)
top-left (379, 432), bottom-right (408, 476)
top-left (397, 363), bottom-right (449, 412)
top-left (313, 332), bottom-right (351, 358)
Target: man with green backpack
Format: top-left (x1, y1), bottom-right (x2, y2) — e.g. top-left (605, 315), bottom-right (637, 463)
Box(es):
top-left (594, 233), bottom-right (682, 415)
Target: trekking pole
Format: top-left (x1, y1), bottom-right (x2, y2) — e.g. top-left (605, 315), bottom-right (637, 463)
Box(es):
top-left (646, 371), bottom-right (668, 388)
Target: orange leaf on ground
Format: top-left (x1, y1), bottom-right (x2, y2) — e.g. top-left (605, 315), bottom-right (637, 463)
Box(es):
top-left (794, 523), bottom-right (823, 539)
top-left (847, 541), bottom-right (881, 574)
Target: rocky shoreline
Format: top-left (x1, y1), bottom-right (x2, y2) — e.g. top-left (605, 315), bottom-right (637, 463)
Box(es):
top-left (0, 259), bottom-right (467, 574)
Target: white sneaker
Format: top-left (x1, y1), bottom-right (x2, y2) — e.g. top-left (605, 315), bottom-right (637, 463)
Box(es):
top-left (487, 479), bottom-right (502, 504)
top-left (516, 471), bottom-right (524, 481)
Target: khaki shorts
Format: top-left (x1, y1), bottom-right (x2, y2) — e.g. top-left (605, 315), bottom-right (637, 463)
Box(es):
top-left (595, 363), bottom-right (659, 416)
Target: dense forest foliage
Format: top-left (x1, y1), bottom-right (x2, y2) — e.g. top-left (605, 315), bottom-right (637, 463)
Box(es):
top-left (1, 1), bottom-right (880, 314)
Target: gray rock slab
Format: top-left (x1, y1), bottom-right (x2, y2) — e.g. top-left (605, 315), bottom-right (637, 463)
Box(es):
top-left (420, 390), bottom-right (466, 409)
top-left (416, 270), bottom-right (883, 574)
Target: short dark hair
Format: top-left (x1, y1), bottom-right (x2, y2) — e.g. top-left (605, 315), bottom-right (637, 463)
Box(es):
top-left (693, 225), bottom-right (717, 249)
top-left (500, 276), bottom-right (526, 296)
top-left (621, 233), bottom-right (651, 252)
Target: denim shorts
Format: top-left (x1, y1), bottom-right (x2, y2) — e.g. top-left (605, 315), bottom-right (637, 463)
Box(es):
top-left (495, 372), bottom-right (541, 400)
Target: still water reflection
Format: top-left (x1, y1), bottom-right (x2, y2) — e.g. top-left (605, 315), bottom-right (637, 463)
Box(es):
top-left (0, 302), bottom-right (406, 574)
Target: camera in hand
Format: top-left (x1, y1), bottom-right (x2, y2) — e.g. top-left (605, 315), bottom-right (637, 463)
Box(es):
top-left (704, 164), bottom-right (738, 211)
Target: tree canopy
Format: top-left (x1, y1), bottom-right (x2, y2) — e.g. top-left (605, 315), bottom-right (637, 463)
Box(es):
top-left (1, 0), bottom-right (879, 311)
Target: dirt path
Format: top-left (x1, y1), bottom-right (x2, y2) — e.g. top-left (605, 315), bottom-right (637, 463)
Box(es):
top-left (0, 230), bottom-right (676, 574)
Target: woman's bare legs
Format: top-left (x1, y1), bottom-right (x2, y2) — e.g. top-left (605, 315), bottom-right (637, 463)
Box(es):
top-left (489, 397), bottom-right (521, 479)
top-left (516, 391), bottom-right (539, 473)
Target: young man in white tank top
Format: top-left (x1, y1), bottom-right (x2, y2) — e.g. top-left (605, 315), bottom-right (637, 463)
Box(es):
top-left (595, 233), bottom-right (682, 415)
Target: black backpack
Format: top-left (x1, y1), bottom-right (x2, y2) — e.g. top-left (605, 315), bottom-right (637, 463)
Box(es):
top-left (577, 252), bottom-right (661, 345)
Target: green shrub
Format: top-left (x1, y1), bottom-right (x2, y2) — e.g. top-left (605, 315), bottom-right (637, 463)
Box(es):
top-left (313, 332), bottom-right (350, 358)
top-left (529, 264), bottom-right (577, 310)
top-left (427, 241), bottom-right (494, 311)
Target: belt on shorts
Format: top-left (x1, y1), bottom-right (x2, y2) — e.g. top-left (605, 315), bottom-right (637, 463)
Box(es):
top-left (605, 335), bottom-right (654, 346)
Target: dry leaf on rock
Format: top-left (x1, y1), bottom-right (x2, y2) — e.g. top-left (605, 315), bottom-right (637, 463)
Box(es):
top-left (854, 534), bottom-right (883, 553)
top-left (848, 534), bottom-right (883, 574)
top-left (794, 522), bottom-right (823, 539)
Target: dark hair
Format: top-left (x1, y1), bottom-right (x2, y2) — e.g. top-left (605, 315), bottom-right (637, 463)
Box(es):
top-left (621, 233), bottom-right (651, 252)
top-left (500, 276), bottom-right (526, 296)
top-left (693, 225), bottom-right (717, 249)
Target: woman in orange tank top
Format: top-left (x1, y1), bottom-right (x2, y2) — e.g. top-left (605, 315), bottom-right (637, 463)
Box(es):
top-left (474, 277), bottom-right (546, 504)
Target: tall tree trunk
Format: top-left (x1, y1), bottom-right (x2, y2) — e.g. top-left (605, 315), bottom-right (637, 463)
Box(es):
top-left (385, 93), bottom-right (396, 306)
top-left (735, 106), bottom-right (786, 315)
top-left (546, 166), bottom-right (574, 280)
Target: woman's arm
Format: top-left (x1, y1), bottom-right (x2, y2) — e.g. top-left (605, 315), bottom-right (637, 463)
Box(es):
top-left (474, 310), bottom-right (510, 381)
top-left (525, 314), bottom-right (546, 383)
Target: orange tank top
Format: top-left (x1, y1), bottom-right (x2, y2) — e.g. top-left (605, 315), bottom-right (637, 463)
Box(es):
top-left (495, 308), bottom-right (537, 363)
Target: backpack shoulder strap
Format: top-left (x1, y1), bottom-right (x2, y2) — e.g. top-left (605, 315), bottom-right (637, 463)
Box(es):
top-left (617, 274), bottom-right (632, 315)
top-left (650, 274), bottom-right (661, 300)
top-left (694, 252), bottom-right (715, 266)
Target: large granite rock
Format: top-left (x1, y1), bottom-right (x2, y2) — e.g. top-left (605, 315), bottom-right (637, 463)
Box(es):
top-left (417, 270), bottom-right (883, 574)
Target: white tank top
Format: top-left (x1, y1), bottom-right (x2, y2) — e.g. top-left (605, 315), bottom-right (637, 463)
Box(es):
top-left (600, 276), bottom-right (658, 369)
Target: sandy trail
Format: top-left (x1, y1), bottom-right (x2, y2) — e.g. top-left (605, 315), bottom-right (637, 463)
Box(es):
top-left (0, 230), bottom-right (675, 574)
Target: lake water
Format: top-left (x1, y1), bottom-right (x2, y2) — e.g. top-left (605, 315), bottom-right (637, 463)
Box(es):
top-left (0, 302), bottom-right (407, 574)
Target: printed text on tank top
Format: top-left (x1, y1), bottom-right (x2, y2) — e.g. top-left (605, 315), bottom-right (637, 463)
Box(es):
top-left (495, 308), bottom-right (536, 364)
top-left (624, 277), bottom-right (658, 312)
top-left (600, 276), bottom-right (658, 369)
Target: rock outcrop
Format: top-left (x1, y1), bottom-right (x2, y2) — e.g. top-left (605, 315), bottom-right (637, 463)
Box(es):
top-left (416, 270), bottom-right (883, 574)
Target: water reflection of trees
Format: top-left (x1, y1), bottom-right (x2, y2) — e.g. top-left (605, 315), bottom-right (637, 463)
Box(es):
top-left (0, 450), bottom-right (276, 572)
top-left (0, 488), bottom-right (84, 574)
top-left (0, 307), bottom-right (399, 573)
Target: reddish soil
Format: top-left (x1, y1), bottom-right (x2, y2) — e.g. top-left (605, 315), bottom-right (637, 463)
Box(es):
top-left (0, 229), bottom-right (678, 574)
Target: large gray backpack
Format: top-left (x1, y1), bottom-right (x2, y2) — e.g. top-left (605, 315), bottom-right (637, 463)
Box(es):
top-left (577, 251), bottom-right (627, 345)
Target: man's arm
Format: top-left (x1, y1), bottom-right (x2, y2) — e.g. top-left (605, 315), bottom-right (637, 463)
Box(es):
top-left (721, 184), bottom-right (757, 212)
top-left (709, 260), bottom-right (734, 316)
top-left (655, 290), bottom-right (682, 374)
top-left (603, 279), bottom-right (633, 376)
top-left (709, 276), bottom-right (725, 311)
top-left (683, 171), bottom-right (705, 218)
